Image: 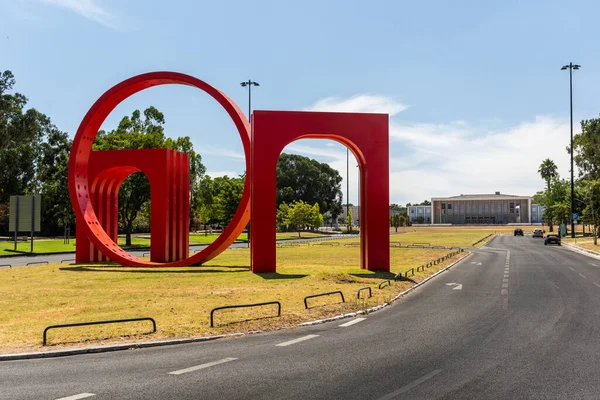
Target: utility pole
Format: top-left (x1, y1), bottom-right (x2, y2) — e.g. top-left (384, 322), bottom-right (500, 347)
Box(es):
top-left (240, 80), bottom-right (260, 246)
top-left (561, 62), bottom-right (580, 238)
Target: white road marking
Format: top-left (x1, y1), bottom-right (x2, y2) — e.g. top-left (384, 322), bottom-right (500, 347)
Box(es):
top-left (504, 274), bottom-right (509, 278)
top-left (168, 358), bottom-right (237, 375)
top-left (589, 263), bottom-right (598, 267)
top-left (501, 289), bottom-right (508, 295)
top-left (339, 318), bottom-right (366, 327)
top-left (445, 283), bottom-right (463, 290)
top-left (579, 273), bottom-right (587, 279)
top-left (503, 279), bottom-right (509, 283)
top-left (594, 282), bottom-right (600, 288)
top-left (376, 369), bottom-right (442, 400)
top-left (569, 267), bottom-right (575, 271)
top-left (502, 283), bottom-right (509, 288)
top-left (55, 394), bottom-right (96, 400)
top-left (276, 334), bottom-right (319, 347)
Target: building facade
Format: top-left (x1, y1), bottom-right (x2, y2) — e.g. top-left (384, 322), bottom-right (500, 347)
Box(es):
top-left (407, 205), bottom-right (432, 224)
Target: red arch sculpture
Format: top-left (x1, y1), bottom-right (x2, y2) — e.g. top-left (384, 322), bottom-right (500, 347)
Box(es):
top-left (68, 72), bottom-right (250, 267)
top-left (250, 111), bottom-right (390, 273)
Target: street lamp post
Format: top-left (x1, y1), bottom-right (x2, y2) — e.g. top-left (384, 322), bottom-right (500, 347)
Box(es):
top-left (346, 147), bottom-right (349, 231)
top-left (561, 62), bottom-right (580, 238)
top-left (240, 80), bottom-right (259, 245)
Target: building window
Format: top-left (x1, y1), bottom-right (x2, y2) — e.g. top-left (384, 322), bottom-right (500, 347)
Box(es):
top-left (447, 203), bottom-right (452, 210)
top-left (441, 203), bottom-right (446, 210)
top-left (510, 202), bottom-right (514, 214)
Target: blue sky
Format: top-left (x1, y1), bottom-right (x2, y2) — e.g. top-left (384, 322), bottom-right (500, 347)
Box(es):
top-left (2, 0), bottom-right (600, 205)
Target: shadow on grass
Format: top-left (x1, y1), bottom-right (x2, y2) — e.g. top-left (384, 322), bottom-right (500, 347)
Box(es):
top-left (256, 272), bottom-right (308, 280)
top-left (350, 271), bottom-right (397, 280)
top-left (59, 265), bottom-right (250, 274)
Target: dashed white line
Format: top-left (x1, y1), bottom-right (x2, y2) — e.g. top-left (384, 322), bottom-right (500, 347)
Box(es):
top-left (502, 283), bottom-right (509, 288)
top-left (589, 263), bottom-right (598, 267)
top-left (276, 334), bottom-right (320, 347)
top-left (339, 318), bottom-right (366, 327)
top-left (503, 279), bottom-right (509, 283)
top-left (501, 289), bottom-right (508, 295)
top-left (168, 358), bottom-right (237, 375)
top-left (579, 273), bottom-right (587, 279)
top-left (55, 394), bottom-right (96, 400)
top-left (569, 267), bottom-right (575, 271)
top-left (504, 274), bottom-right (509, 278)
top-left (594, 282), bottom-right (600, 288)
top-left (376, 369), bottom-right (442, 399)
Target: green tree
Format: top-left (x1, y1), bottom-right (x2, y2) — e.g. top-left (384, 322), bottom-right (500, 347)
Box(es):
top-left (390, 213), bottom-right (400, 232)
top-left (538, 158), bottom-right (558, 196)
top-left (276, 203), bottom-right (290, 231)
top-left (346, 208), bottom-right (353, 232)
top-left (277, 153), bottom-right (343, 222)
top-left (285, 200), bottom-right (317, 237)
top-left (311, 203), bottom-right (323, 230)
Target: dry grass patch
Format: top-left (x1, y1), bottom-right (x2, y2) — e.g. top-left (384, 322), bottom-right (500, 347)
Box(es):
top-left (0, 239), bottom-right (468, 354)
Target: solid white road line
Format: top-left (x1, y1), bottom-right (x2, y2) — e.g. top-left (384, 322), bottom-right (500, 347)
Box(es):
top-left (339, 318), bottom-right (366, 327)
top-left (55, 394), bottom-right (96, 400)
top-left (168, 358), bottom-right (237, 375)
top-left (594, 282), bottom-right (600, 288)
top-left (579, 273), bottom-right (587, 279)
top-left (376, 369), bottom-right (442, 400)
top-left (276, 334), bottom-right (319, 347)
top-left (569, 267), bottom-right (575, 271)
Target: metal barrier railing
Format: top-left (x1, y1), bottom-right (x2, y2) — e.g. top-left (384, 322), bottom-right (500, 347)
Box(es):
top-left (378, 280), bottom-right (391, 289)
top-left (417, 265), bottom-right (425, 272)
top-left (304, 291), bottom-right (345, 309)
top-left (43, 317), bottom-right (156, 345)
top-left (357, 287), bottom-right (372, 299)
top-left (60, 259), bottom-right (75, 264)
top-left (413, 242), bottom-right (431, 246)
top-left (0, 264), bottom-right (12, 268)
top-left (26, 261), bottom-right (48, 266)
top-left (405, 268), bottom-right (415, 277)
top-left (210, 301), bottom-right (281, 327)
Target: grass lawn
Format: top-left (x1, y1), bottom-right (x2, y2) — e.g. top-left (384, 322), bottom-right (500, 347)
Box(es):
top-left (0, 231), bottom-right (332, 257)
top-left (0, 233), bottom-right (477, 354)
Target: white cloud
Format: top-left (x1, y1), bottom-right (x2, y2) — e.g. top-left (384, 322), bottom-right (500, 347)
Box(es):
top-left (199, 145), bottom-right (245, 160)
top-left (305, 95), bottom-right (408, 116)
top-left (304, 94), bottom-right (574, 205)
top-left (39, 0), bottom-right (117, 29)
top-left (206, 171), bottom-right (240, 179)
top-left (389, 116), bottom-right (572, 203)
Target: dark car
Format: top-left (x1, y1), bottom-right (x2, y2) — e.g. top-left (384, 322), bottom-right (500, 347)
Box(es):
top-left (514, 228), bottom-right (524, 236)
top-left (544, 235), bottom-right (561, 246)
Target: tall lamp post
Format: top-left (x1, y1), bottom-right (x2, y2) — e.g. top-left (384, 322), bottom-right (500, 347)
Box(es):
top-left (561, 63), bottom-right (580, 238)
top-left (240, 80), bottom-right (259, 245)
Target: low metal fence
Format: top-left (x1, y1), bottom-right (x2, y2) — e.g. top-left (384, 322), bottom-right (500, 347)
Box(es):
top-left (43, 317), bottom-right (156, 345)
top-left (357, 287), bottom-right (372, 299)
top-left (210, 301), bottom-right (281, 327)
top-left (304, 291), bottom-right (345, 309)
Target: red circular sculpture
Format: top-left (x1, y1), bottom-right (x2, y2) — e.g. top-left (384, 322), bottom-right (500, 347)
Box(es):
top-left (68, 72), bottom-right (250, 267)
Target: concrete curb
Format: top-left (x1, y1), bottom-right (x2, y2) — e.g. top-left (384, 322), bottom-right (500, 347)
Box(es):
top-left (561, 241), bottom-right (600, 260)
top-left (0, 332), bottom-right (262, 362)
top-left (299, 251), bottom-right (473, 327)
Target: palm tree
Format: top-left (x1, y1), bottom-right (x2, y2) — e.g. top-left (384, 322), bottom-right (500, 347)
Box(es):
top-left (538, 158), bottom-right (558, 195)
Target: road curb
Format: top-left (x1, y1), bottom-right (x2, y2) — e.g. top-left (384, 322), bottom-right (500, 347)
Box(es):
top-left (0, 332), bottom-right (260, 362)
top-left (561, 241), bottom-right (600, 260)
top-left (299, 251), bottom-right (473, 327)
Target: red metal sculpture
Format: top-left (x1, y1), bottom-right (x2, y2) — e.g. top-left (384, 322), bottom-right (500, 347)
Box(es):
top-left (69, 72), bottom-right (250, 267)
top-left (69, 72), bottom-right (390, 272)
top-left (250, 111), bottom-right (390, 273)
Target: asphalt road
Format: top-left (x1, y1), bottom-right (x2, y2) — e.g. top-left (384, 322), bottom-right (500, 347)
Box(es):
top-left (3, 235), bottom-right (600, 399)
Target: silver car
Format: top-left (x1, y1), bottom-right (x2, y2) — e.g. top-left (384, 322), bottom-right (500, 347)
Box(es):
top-left (532, 229), bottom-right (544, 238)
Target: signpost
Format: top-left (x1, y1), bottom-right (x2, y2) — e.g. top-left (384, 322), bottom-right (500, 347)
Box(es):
top-left (572, 213), bottom-right (579, 222)
top-left (9, 195), bottom-right (41, 252)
